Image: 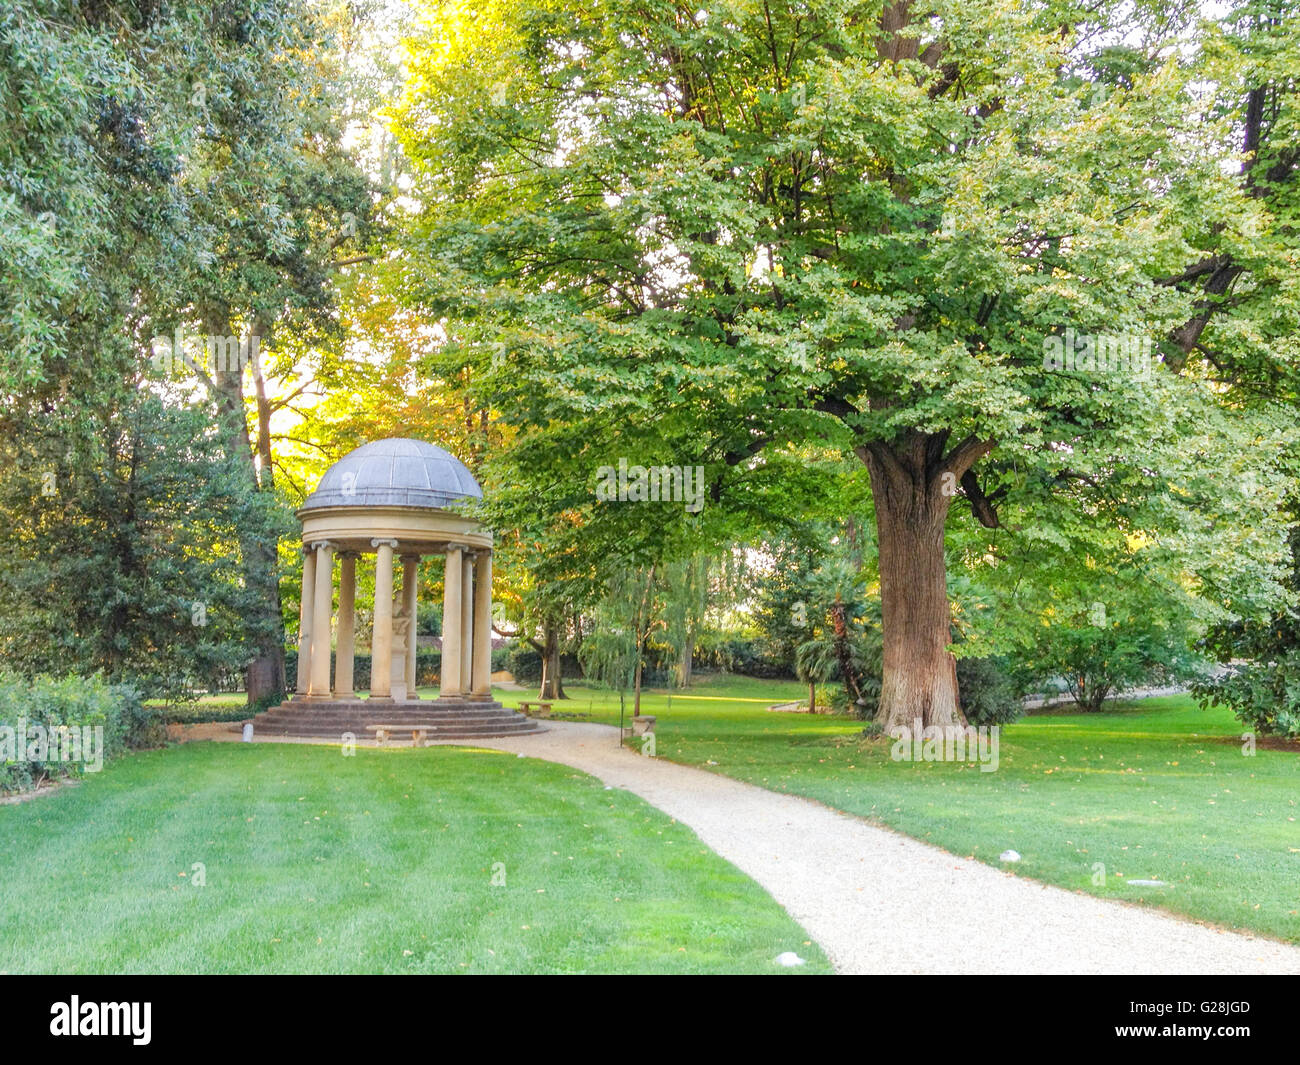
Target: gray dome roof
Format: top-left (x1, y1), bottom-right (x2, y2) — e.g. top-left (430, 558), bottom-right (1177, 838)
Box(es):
top-left (301, 438), bottom-right (482, 511)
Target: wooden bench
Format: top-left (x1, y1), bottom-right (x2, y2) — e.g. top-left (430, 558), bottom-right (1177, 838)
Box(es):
top-left (516, 701), bottom-right (554, 716)
top-left (364, 724), bottom-right (428, 746)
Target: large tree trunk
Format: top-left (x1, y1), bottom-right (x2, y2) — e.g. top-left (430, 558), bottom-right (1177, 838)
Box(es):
top-left (633, 652), bottom-right (645, 717)
top-left (536, 620), bottom-right (567, 700)
top-left (829, 597), bottom-right (868, 714)
top-left (632, 564), bottom-right (657, 716)
top-left (863, 437), bottom-right (967, 732)
top-left (206, 312), bottom-right (286, 706)
top-left (675, 632), bottom-right (693, 689)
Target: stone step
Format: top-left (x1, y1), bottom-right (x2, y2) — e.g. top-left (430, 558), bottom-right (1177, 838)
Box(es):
top-left (252, 706), bottom-right (523, 718)
top-left (256, 705), bottom-right (518, 717)
top-left (252, 711), bottom-right (528, 726)
top-left (243, 696), bottom-right (546, 740)
top-left (248, 722), bottom-right (545, 740)
top-left (265, 701), bottom-right (507, 714)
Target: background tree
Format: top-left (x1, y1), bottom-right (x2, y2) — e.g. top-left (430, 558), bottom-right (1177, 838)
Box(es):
top-left (390, 0), bottom-right (1298, 732)
top-left (150, 0), bottom-right (377, 705)
top-left (1196, 521), bottom-right (1300, 737)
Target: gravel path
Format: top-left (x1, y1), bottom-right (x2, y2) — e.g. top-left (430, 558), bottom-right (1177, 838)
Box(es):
top-left (439, 721), bottom-right (1300, 975)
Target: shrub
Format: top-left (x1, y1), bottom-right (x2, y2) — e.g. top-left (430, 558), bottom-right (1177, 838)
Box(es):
top-left (1193, 653), bottom-right (1300, 739)
top-left (1014, 611), bottom-right (1202, 712)
top-left (1195, 528), bottom-right (1300, 738)
top-left (115, 685), bottom-right (168, 749)
top-left (507, 646), bottom-right (542, 682)
top-left (507, 646), bottom-right (583, 684)
top-left (956, 656), bottom-right (1024, 726)
top-left (0, 673), bottom-right (160, 794)
top-left (824, 653), bottom-right (1021, 725)
top-left (694, 635), bottom-right (796, 679)
top-left (827, 682), bottom-right (878, 716)
top-left (155, 699), bottom-right (256, 724)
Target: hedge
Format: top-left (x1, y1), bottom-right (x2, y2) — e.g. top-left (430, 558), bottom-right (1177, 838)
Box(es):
top-left (0, 673), bottom-right (164, 795)
top-left (506, 647), bottom-right (585, 684)
top-left (693, 636), bottom-right (797, 679)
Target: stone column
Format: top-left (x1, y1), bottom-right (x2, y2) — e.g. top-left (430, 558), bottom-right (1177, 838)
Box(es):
top-left (308, 541), bottom-right (336, 698)
top-left (441, 545), bottom-right (464, 697)
top-left (460, 552), bottom-right (474, 695)
top-left (295, 546), bottom-right (316, 696)
top-left (334, 552), bottom-right (357, 699)
top-left (370, 539), bottom-right (398, 700)
top-left (402, 554), bottom-right (420, 699)
top-left (471, 550), bottom-right (493, 697)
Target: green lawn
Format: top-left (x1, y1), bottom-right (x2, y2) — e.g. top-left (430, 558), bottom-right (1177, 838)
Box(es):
top-left (496, 676), bottom-right (1300, 943)
top-left (0, 741), bottom-right (828, 974)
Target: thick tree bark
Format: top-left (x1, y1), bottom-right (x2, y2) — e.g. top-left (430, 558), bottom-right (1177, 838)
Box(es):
top-left (535, 620), bottom-right (567, 700)
top-left (1069, 675), bottom-right (1111, 713)
top-left (250, 328), bottom-right (275, 487)
top-left (633, 652), bottom-right (645, 717)
top-left (862, 434), bottom-right (973, 731)
top-left (632, 565), bottom-right (656, 716)
top-left (829, 597), bottom-right (868, 714)
top-left (675, 631), bottom-right (693, 688)
top-left (205, 312), bottom-right (286, 706)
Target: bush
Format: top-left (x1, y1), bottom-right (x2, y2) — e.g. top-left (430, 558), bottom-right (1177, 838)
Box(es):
top-left (827, 682), bottom-right (877, 716)
top-left (1195, 528), bottom-right (1300, 738)
top-left (507, 646), bottom-right (583, 684)
top-left (1193, 654), bottom-right (1300, 739)
top-left (823, 654), bottom-right (1020, 725)
top-left (507, 646), bottom-right (541, 682)
top-left (956, 656), bottom-right (1024, 726)
top-left (0, 673), bottom-right (160, 794)
top-left (694, 635), bottom-right (796, 679)
top-left (153, 699), bottom-right (256, 724)
top-left (115, 686), bottom-right (168, 749)
top-left (1013, 613), bottom-right (1201, 712)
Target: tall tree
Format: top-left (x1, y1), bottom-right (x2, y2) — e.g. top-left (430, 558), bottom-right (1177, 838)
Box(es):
top-left (392, 0), bottom-right (1298, 729)
top-left (149, 0), bottom-right (376, 704)
top-left (1, 1), bottom-right (377, 704)
top-left (0, 2), bottom-right (270, 693)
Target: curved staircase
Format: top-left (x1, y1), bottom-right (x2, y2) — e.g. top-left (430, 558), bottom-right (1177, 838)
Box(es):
top-left (248, 697), bottom-right (545, 741)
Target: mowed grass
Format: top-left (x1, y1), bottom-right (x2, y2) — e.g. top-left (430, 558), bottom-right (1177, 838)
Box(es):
top-left (496, 676), bottom-right (1300, 942)
top-left (0, 741), bottom-right (828, 974)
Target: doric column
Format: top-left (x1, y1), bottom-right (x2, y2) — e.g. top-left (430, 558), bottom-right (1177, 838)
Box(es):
top-left (460, 552), bottom-right (474, 695)
top-left (471, 550), bottom-right (493, 697)
top-left (334, 552), bottom-right (357, 699)
top-left (295, 545), bottom-right (315, 696)
top-left (308, 541), bottom-right (336, 698)
top-left (441, 544), bottom-right (464, 697)
top-left (402, 554), bottom-right (420, 699)
top-left (370, 539), bottom-right (398, 700)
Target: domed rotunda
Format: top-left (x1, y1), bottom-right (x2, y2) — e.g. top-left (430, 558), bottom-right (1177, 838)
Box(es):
top-left (252, 439), bottom-right (542, 740)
